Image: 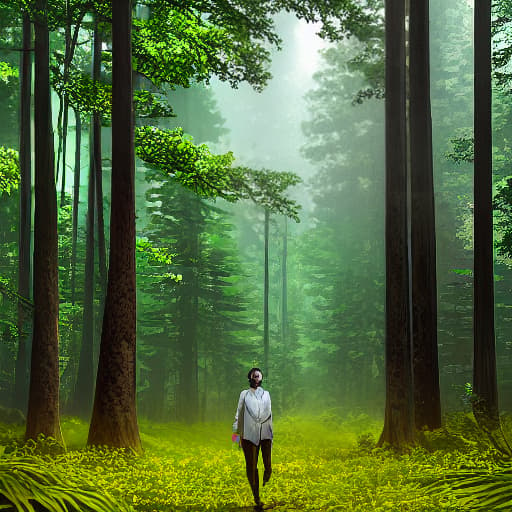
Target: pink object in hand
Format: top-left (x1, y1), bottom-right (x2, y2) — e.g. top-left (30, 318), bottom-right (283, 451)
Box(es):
top-left (231, 433), bottom-right (240, 443)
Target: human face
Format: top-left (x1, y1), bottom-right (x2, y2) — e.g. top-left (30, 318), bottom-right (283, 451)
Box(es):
top-left (251, 370), bottom-right (262, 386)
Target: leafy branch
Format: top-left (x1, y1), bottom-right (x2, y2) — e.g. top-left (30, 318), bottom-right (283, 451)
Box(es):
top-left (0, 146), bottom-right (20, 195)
top-left (135, 126), bottom-right (301, 220)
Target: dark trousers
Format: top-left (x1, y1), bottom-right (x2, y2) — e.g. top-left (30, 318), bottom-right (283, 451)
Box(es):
top-left (241, 438), bottom-right (272, 504)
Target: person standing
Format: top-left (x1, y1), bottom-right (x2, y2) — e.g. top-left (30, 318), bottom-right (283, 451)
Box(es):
top-left (233, 367), bottom-right (273, 510)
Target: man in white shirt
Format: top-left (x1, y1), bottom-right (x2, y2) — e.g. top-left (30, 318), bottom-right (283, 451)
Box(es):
top-left (232, 367), bottom-right (273, 510)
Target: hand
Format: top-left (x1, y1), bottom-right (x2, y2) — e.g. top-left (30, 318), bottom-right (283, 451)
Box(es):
top-left (231, 433), bottom-right (240, 443)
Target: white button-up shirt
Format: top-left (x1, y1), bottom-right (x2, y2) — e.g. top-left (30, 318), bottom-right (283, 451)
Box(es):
top-left (232, 387), bottom-right (273, 446)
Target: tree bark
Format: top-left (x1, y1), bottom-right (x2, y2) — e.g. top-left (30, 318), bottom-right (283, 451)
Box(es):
top-left (93, 18), bottom-right (107, 294)
top-left (59, 20), bottom-right (71, 206)
top-left (409, 0), bottom-right (441, 431)
top-left (87, 0), bottom-right (141, 451)
top-left (25, 0), bottom-right (63, 443)
top-left (473, 0), bottom-right (499, 427)
top-left (264, 208), bottom-right (269, 378)
top-left (70, 108), bottom-right (81, 305)
top-left (70, 122), bottom-right (96, 419)
top-left (378, 0), bottom-right (414, 448)
top-left (14, 13), bottom-right (32, 412)
top-left (60, 98), bottom-right (69, 205)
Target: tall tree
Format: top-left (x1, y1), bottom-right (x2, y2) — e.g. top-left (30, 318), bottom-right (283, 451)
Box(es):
top-left (69, 126), bottom-right (96, 418)
top-left (70, 107), bottom-right (81, 305)
top-left (14, 13), bottom-right (32, 412)
top-left (88, 0), bottom-right (142, 451)
top-left (70, 15), bottom-right (105, 417)
top-left (174, 194), bottom-right (202, 424)
top-left (473, 0), bottom-right (500, 431)
top-left (263, 208), bottom-right (270, 377)
top-left (409, 0), bottom-right (441, 430)
top-left (378, 0), bottom-right (414, 447)
top-left (92, 17), bottom-right (107, 294)
top-left (25, 0), bottom-right (62, 443)
top-left (281, 217), bottom-right (288, 349)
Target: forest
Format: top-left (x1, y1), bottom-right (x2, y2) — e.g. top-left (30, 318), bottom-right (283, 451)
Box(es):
top-left (1, 0), bottom-right (512, 510)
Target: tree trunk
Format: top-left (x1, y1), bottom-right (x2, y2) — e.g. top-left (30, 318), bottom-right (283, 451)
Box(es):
top-left (59, 11), bottom-right (83, 206)
top-left (281, 216), bottom-right (288, 410)
top-left (70, 108), bottom-right (81, 305)
top-left (378, 0), bottom-right (414, 448)
top-left (201, 358), bottom-right (207, 422)
top-left (60, 97), bottom-right (69, 206)
top-left (93, 19), bottom-right (107, 294)
top-left (70, 122), bottom-right (96, 419)
top-left (281, 216), bottom-right (288, 347)
top-left (87, 0), bottom-right (141, 451)
top-left (59, 20), bottom-right (71, 206)
top-left (178, 288), bottom-right (199, 423)
top-left (55, 96), bottom-right (63, 184)
top-left (92, 19), bottom-right (106, 384)
top-left (140, 349), bottom-right (168, 421)
top-left (264, 208), bottom-right (269, 378)
top-left (409, 0), bottom-right (441, 431)
top-left (25, 1), bottom-right (63, 443)
top-left (14, 13), bottom-right (32, 412)
top-left (177, 216), bottom-right (200, 423)
top-left (473, 0), bottom-right (500, 432)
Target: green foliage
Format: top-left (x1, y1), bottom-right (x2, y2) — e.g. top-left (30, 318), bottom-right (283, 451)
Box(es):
top-left (4, 414), bottom-right (508, 511)
top-left (136, 237), bottom-right (182, 282)
top-left (132, 7), bottom-right (233, 88)
top-left (135, 126), bottom-right (301, 219)
top-left (135, 125), bottom-right (236, 198)
top-left (492, 0), bottom-right (512, 90)
top-left (426, 462), bottom-right (512, 511)
top-left (234, 167), bottom-right (302, 221)
top-left (137, 175), bottom-right (257, 421)
top-left (0, 60), bottom-right (20, 151)
top-left (0, 148), bottom-right (19, 196)
top-left (136, 0), bottom-right (377, 92)
top-left (0, 454), bottom-right (130, 512)
top-left (451, 269), bottom-right (473, 277)
top-left (0, 277), bottom-right (32, 311)
top-left (51, 65), bottom-right (174, 119)
top-left (494, 177), bottom-right (512, 259)
top-left (6, 434), bottom-right (66, 457)
top-left (0, 62), bottom-right (18, 83)
top-left (133, 90), bottom-right (175, 119)
top-left (445, 135), bottom-right (474, 164)
top-left (51, 65), bottom-right (111, 116)
top-left (299, 39), bottom-right (385, 409)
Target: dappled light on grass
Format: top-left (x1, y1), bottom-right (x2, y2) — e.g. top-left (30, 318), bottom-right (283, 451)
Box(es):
top-left (1, 413), bottom-right (502, 511)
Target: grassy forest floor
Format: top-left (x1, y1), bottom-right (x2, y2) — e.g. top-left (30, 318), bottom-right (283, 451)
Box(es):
top-left (0, 411), bottom-right (508, 511)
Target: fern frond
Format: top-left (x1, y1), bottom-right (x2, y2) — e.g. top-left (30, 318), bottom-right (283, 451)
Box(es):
top-left (0, 457), bottom-right (132, 512)
top-left (425, 462), bottom-right (512, 510)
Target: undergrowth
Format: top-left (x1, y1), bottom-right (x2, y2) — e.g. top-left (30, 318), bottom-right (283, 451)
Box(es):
top-left (0, 412), bottom-right (507, 511)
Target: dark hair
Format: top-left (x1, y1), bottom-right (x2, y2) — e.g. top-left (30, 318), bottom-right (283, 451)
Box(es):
top-left (247, 367), bottom-right (263, 383)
